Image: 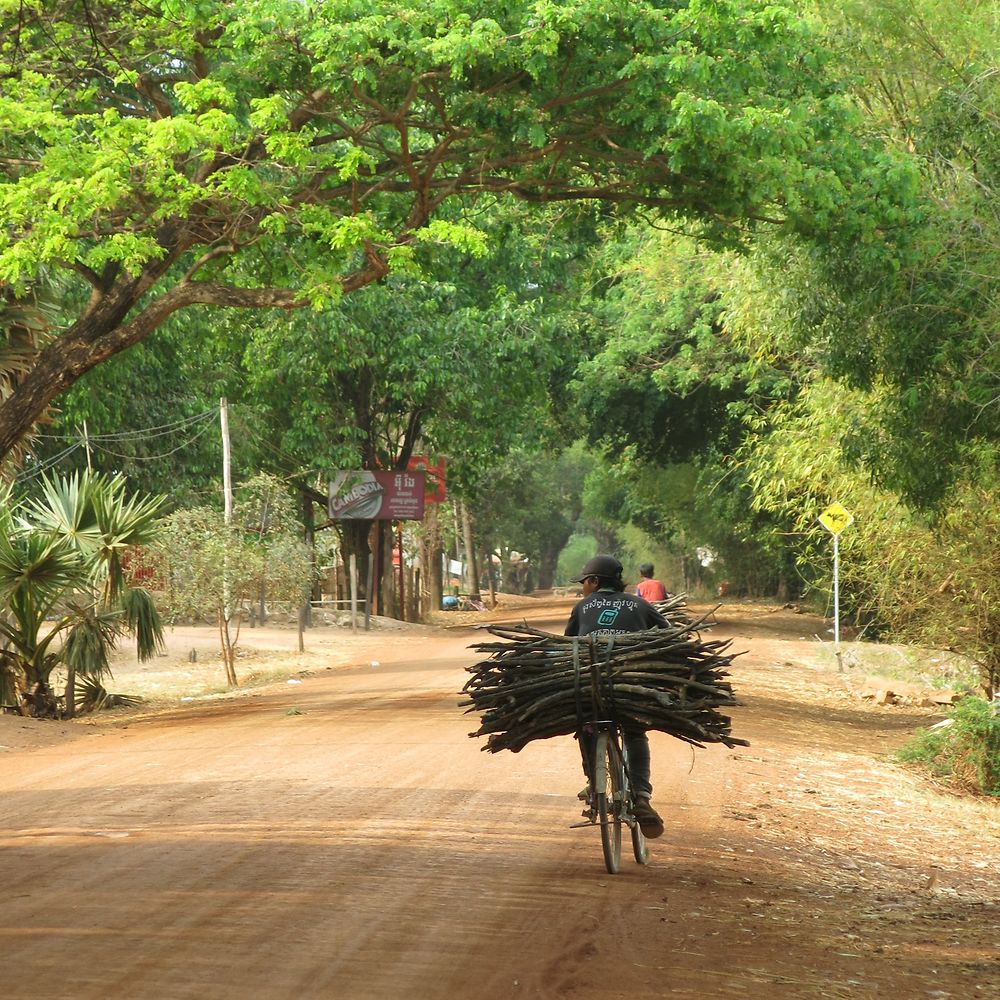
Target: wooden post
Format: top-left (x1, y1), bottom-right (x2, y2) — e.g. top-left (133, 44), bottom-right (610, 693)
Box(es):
top-left (372, 522), bottom-right (382, 616)
top-left (365, 551), bottom-right (374, 631)
top-left (82, 420), bottom-right (92, 472)
top-left (349, 553), bottom-right (358, 633)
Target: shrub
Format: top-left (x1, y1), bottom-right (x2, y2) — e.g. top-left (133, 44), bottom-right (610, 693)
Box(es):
top-left (897, 697), bottom-right (1000, 796)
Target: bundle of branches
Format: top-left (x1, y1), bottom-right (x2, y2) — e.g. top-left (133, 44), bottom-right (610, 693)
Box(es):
top-left (461, 623), bottom-right (747, 753)
top-left (651, 592), bottom-right (706, 630)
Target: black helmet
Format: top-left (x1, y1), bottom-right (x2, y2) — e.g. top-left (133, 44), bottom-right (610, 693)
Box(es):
top-left (571, 554), bottom-right (623, 583)
top-left (639, 562), bottom-right (654, 577)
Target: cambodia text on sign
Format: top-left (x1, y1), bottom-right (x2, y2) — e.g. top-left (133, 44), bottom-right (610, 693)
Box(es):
top-left (328, 471), bottom-right (426, 520)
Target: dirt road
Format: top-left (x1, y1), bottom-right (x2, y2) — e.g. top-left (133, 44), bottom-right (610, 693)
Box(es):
top-left (2, 601), bottom-right (997, 999)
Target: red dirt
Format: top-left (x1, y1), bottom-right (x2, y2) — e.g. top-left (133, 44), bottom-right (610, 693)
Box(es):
top-left (1, 599), bottom-right (997, 999)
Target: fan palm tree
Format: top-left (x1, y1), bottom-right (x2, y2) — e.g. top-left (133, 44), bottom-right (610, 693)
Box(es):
top-left (0, 471), bottom-right (166, 716)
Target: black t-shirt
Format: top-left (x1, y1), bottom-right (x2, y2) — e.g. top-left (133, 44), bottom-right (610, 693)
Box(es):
top-left (564, 588), bottom-right (670, 638)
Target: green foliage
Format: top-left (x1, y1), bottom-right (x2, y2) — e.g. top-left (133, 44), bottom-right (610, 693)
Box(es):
top-left (0, 0), bottom-right (909, 464)
top-left (23, 325), bottom-right (224, 501)
top-left (570, 232), bottom-right (754, 467)
top-left (155, 474), bottom-right (313, 684)
top-left (737, 0), bottom-right (1000, 504)
top-left (855, 482), bottom-right (1000, 698)
top-left (739, 373), bottom-right (1000, 695)
top-left (0, 471), bottom-right (165, 713)
top-left (555, 532), bottom-right (597, 586)
top-left (562, 229), bottom-right (804, 596)
top-left (156, 507), bottom-right (259, 623)
top-left (469, 444), bottom-right (593, 587)
top-left (898, 697), bottom-right (1000, 797)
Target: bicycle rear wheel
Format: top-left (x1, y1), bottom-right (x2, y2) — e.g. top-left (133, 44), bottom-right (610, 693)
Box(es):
top-left (621, 740), bottom-right (650, 865)
top-left (594, 731), bottom-right (622, 874)
top-left (631, 817), bottom-right (650, 864)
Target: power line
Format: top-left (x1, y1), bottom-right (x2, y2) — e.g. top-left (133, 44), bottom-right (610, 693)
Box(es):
top-left (33, 409), bottom-right (216, 444)
top-left (88, 410), bottom-right (216, 442)
top-left (14, 442), bottom-right (83, 482)
top-left (89, 417), bottom-right (217, 461)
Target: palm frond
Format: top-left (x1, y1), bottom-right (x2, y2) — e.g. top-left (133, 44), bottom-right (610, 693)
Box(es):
top-left (74, 674), bottom-right (143, 713)
top-left (0, 529), bottom-right (84, 606)
top-left (26, 471), bottom-right (101, 545)
top-left (121, 587), bottom-right (164, 661)
top-left (26, 472), bottom-right (168, 602)
top-left (61, 605), bottom-right (127, 678)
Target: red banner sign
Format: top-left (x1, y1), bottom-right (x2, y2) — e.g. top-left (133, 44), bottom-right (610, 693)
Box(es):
top-left (328, 471), bottom-right (426, 521)
top-left (407, 455), bottom-right (446, 503)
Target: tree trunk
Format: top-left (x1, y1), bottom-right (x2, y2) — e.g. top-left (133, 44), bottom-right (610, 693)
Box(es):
top-left (422, 504), bottom-right (444, 617)
top-left (483, 548), bottom-right (497, 608)
top-left (64, 666), bottom-right (76, 719)
top-left (341, 519), bottom-right (373, 603)
top-left (536, 537), bottom-right (565, 591)
top-left (301, 487), bottom-right (317, 625)
top-left (378, 521), bottom-right (397, 618)
top-left (0, 246), bottom-right (393, 464)
top-left (218, 609), bottom-right (239, 686)
top-left (460, 500), bottom-right (480, 596)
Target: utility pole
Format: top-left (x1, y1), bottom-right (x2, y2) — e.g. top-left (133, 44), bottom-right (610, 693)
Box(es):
top-left (82, 420), bottom-right (92, 472)
top-left (220, 398), bottom-right (233, 525)
top-left (220, 398), bottom-right (236, 683)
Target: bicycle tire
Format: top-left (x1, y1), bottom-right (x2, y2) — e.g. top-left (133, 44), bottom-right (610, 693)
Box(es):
top-left (620, 739), bottom-right (650, 865)
top-left (595, 731), bottom-right (622, 874)
top-left (631, 817), bottom-right (650, 864)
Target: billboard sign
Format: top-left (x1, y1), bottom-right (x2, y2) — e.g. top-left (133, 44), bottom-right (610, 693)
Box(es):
top-left (407, 455), bottom-right (446, 503)
top-left (328, 471), bottom-right (426, 521)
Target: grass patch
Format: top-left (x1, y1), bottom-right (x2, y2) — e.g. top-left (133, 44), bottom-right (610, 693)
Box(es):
top-left (816, 642), bottom-right (980, 691)
top-left (898, 696), bottom-right (1000, 796)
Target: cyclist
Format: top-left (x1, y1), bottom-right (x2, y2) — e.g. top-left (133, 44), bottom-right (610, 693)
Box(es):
top-left (565, 554), bottom-right (669, 838)
top-left (635, 562), bottom-right (668, 603)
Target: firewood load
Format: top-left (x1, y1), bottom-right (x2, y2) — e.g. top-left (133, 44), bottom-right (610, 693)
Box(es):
top-left (460, 620), bottom-right (748, 754)
top-left (650, 592), bottom-right (704, 630)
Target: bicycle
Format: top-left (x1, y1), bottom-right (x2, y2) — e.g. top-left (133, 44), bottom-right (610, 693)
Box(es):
top-left (561, 634), bottom-right (652, 873)
top-left (571, 720), bottom-right (651, 873)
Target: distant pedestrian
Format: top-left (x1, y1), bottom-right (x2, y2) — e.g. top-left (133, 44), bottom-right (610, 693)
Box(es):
top-left (635, 563), bottom-right (668, 603)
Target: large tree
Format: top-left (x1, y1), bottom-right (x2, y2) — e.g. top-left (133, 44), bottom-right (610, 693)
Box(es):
top-left (0, 0), bottom-right (905, 463)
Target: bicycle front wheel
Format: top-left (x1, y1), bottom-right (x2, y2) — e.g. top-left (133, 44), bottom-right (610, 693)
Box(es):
top-left (594, 731), bottom-right (622, 874)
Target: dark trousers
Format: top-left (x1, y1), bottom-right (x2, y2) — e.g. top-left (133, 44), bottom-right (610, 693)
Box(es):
top-left (579, 727), bottom-right (652, 800)
top-left (623, 726), bottom-right (652, 800)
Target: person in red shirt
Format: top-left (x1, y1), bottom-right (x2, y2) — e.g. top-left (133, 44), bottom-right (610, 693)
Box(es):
top-left (635, 563), bottom-right (668, 603)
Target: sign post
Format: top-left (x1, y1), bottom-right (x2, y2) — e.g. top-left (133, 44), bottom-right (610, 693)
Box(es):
top-left (818, 501), bottom-right (854, 671)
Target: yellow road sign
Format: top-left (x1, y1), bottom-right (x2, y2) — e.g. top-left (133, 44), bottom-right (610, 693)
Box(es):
top-left (819, 502), bottom-right (853, 536)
